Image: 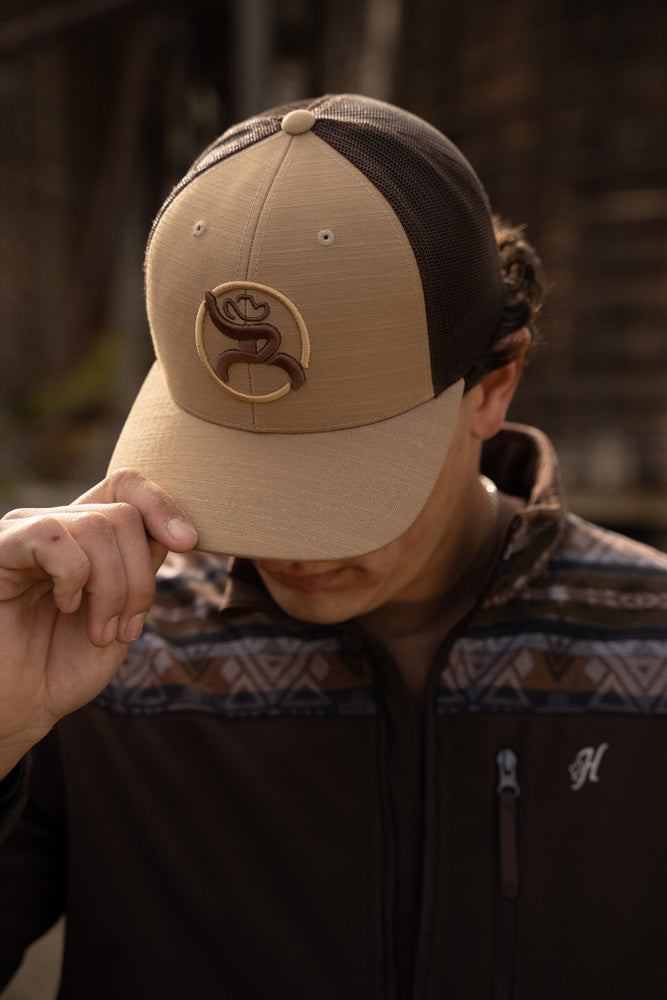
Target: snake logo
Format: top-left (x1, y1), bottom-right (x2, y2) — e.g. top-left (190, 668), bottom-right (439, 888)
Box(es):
top-left (196, 281), bottom-right (311, 403)
top-left (204, 291), bottom-right (306, 390)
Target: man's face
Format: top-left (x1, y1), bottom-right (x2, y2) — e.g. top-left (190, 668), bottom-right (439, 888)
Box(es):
top-left (253, 389), bottom-right (493, 624)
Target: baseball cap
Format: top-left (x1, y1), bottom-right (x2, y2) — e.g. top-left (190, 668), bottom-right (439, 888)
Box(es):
top-left (108, 94), bottom-right (504, 560)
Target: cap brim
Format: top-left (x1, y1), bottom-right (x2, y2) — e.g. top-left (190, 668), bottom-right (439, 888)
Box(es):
top-left (108, 363), bottom-right (463, 561)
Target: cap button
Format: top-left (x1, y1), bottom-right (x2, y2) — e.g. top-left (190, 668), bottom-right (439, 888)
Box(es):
top-left (281, 109), bottom-right (316, 135)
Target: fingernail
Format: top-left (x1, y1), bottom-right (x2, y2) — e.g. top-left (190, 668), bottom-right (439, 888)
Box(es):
top-left (167, 517), bottom-right (197, 545)
top-left (124, 612), bottom-right (146, 643)
top-left (102, 616), bottom-right (120, 645)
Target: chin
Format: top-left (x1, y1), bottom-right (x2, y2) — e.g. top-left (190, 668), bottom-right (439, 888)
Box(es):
top-left (269, 590), bottom-right (352, 626)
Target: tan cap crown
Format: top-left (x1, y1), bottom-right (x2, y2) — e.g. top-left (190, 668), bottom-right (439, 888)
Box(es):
top-left (146, 126), bottom-right (433, 433)
top-left (109, 95), bottom-right (502, 559)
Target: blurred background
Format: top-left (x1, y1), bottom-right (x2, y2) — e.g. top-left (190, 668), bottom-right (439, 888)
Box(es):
top-left (0, 0), bottom-right (666, 549)
top-left (0, 3), bottom-right (665, 994)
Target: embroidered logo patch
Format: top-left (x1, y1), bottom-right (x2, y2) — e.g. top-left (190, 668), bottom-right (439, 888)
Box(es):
top-left (196, 281), bottom-right (310, 403)
top-left (568, 743), bottom-right (609, 791)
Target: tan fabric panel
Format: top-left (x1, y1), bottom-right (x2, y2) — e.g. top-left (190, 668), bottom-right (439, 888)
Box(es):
top-left (144, 129), bottom-right (432, 433)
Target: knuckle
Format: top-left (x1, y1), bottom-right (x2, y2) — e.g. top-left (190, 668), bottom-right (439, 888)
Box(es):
top-left (109, 501), bottom-right (145, 532)
top-left (38, 518), bottom-right (90, 580)
top-left (66, 547), bottom-right (91, 585)
top-left (37, 514), bottom-right (68, 539)
top-left (0, 513), bottom-right (72, 555)
top-left (110, 467), bottom-right (173, 509)
top-left (103, 573), bottom-right (130, 607)
top-left (107, 467), bottom-right (145, 493)
top-left (29, 515), bottom-right (76, 550)
top-left (80, 510), bottom-right (116, 539)
top-left (2, 506), bottom-right (36, 522)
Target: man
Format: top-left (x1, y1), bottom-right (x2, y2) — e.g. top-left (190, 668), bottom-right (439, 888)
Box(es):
top-left (0, 95), bottom-right (666, 999)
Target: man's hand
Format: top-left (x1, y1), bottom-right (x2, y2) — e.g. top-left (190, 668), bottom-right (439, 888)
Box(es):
top-left (0, 469), bottom-right (197, 779)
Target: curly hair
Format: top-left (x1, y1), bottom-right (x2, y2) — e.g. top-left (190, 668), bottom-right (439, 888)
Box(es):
top-left (463, 217), bottom-right (546, 391)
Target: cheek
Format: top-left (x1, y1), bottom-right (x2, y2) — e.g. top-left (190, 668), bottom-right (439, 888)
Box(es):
top-left (384, 519), bottom-right (432, 565)
top-left (351, 546), bottom-right (414, 599)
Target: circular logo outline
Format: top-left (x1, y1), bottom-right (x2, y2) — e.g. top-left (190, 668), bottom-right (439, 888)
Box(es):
top-left (196, 281), bottom-right (311, 403)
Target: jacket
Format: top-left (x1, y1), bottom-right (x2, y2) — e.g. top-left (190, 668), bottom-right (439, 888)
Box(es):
top-left (1, 424), bottom-right (667, 999)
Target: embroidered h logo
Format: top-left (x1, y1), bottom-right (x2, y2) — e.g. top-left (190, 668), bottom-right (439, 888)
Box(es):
top-left (568, 743), bottom-right (609, 791)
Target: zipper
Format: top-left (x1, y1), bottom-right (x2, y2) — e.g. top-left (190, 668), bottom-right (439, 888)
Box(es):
top-left (411, 637), bottom-right (452, 1000)
top-left (497, 748), bottom-right (520, 898)
top-left (377, 693), bottom-right (398, 1000)
top-left (494, 748), bottom-right (520, 1000)
top-left (412, 620), bottom-right (490, 1000)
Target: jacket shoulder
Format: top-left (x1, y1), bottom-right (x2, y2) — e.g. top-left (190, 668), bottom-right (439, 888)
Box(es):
top-left (555, 513), bottom-right (667, 579)
top-left (440, 515), bottom-right (667, 716)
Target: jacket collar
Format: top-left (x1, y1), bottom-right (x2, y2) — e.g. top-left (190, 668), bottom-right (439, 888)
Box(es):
top-left (481, 422), bottom-right (568, 605)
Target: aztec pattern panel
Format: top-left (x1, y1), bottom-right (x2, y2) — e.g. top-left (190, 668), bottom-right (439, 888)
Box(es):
top-left (438, 515), bottom-right (667, 715)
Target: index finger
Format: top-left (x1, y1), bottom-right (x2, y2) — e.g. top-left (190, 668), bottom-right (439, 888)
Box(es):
top-left (74, 469), bottom-right (198, 552)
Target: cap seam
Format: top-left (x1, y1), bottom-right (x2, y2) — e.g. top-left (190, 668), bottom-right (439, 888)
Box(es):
top-left (247, 130), bottom-right (432, 407)
top-left (144, 124), bottom-right (284, 265)
top-left (236, 143), bottom-right (288, 279)
top-left (249, 138), bottom-right (299, 286)
top-left (309, 135), bottom-right (433, 401)
top-left (171, 385), bottom-right (436, 433)
top-left (235, 134), bottom-right (295, 425)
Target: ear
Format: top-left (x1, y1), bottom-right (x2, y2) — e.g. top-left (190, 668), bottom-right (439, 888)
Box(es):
top-left (470, 329), bottom-right (531, 441)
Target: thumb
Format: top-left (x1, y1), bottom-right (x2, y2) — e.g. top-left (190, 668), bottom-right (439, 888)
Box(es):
top-left (75, 469), bottom-right (198, 553)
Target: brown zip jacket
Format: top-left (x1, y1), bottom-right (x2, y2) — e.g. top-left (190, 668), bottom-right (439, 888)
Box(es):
top-left (1, 424), bottom-right (667, 999)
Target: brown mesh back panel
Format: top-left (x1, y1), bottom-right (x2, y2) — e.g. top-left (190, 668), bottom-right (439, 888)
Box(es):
top-left (311, 96), bottom-right (504, 394)
top-left (148, 95), bottom-right (503, 396)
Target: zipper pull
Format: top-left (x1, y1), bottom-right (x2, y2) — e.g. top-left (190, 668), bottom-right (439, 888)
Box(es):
top-left (497, 748), bottom-right (520, 796)
top-left (496, 748), bottom-right (520, 899)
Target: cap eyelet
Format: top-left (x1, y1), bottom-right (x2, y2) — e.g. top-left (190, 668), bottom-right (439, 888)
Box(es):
top-left (317, 229), bottom-right (335, 247)
top-left (193, 220), bottom-right (207, 238)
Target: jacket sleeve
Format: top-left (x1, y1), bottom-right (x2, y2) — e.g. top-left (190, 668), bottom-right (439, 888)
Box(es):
top-left (0, 762), bottom-right (29, 837)
top-left (0, 731), bottom-right (67, 989)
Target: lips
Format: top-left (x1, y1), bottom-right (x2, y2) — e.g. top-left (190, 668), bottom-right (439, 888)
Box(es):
top-left (256, 564), bottom-right (347, 593)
